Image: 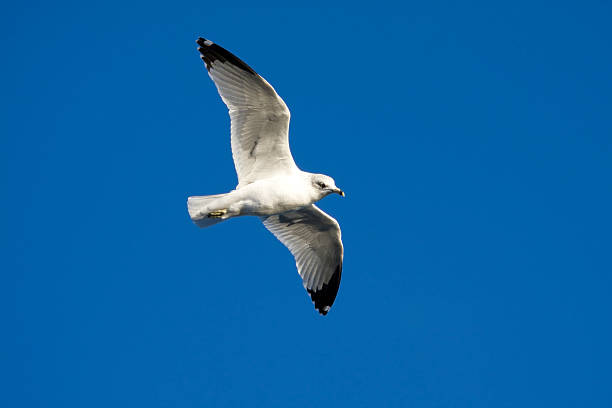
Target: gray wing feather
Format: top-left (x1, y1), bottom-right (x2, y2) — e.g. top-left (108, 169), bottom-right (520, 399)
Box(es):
top-left (196, 38), bottom-right (297, 186)
top-left (261, 205), bottom-right (343, 315)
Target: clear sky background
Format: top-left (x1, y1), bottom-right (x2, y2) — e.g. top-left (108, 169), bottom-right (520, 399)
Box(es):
top-left (2, 1), bottom-right (611, 407)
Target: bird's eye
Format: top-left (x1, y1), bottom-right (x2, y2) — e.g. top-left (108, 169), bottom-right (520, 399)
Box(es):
top-left (317, 181), bottom-right (326, 189)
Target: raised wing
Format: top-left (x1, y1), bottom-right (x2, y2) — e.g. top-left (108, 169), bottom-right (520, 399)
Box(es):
top-left (261, 205), bottom-right (343, 315)
top-left (196, 38), bottom-right (298, 187)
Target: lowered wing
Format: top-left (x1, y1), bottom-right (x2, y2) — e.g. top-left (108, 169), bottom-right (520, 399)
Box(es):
top-left (261, 205), bottom-right (343, 315)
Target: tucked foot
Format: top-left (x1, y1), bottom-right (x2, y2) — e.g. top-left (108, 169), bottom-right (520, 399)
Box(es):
top-left (207, 209), bottom-right (228, 218)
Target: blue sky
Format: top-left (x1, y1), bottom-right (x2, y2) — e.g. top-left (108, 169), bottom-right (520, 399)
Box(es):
top-left (2, 1), bottom-right (611, 407)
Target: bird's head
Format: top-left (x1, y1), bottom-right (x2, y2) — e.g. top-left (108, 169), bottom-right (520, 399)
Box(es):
top-left (311, 174), bottom-right (345, 199)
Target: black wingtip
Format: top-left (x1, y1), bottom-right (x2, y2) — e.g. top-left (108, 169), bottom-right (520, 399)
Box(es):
top-left (195, 36), bottom-right (257, 75)
top-left (308, 263), bottom-right (342, 316)
top-left (196, 37), bottom-right (210, 47)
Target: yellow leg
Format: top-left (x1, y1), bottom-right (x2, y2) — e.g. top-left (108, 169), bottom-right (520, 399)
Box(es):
top-left (207, 209), bottom-right (228, 218)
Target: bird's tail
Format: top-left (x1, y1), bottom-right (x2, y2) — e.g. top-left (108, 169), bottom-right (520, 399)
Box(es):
top-left (187, 193), bottom-right (230, 228)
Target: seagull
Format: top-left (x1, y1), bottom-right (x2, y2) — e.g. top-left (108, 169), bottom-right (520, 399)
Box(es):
top-left (187, 37), bottom-right (345, 315)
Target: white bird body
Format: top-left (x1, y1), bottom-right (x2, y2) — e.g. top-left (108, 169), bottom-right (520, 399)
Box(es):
top-left (187, 37), bottom-right (345, 315)
top-left (189, 172), bottom-right (333, 218)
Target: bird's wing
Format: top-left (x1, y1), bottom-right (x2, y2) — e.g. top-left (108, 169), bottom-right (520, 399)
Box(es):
top-left (196, 38), bottom-right (297, 187)
top-left (261, 205), bottom-right (343, 315)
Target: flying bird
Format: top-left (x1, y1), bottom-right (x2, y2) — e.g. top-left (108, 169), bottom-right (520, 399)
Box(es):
top-left (187, 37), bottom-right (345, 315)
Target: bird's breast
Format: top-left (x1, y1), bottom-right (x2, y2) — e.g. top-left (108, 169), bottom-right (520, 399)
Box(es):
top-left (238, 177), bottom-right (314, 216)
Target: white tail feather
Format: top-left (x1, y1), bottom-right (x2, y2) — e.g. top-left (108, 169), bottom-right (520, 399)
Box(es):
top-left (187, 194), bottom-right (228, 228)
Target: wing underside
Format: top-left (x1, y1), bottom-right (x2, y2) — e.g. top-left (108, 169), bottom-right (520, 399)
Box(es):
top-left (261, 205), bottom-right (343, 315)
top-left (196, 38), bottom-right (297, 186)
